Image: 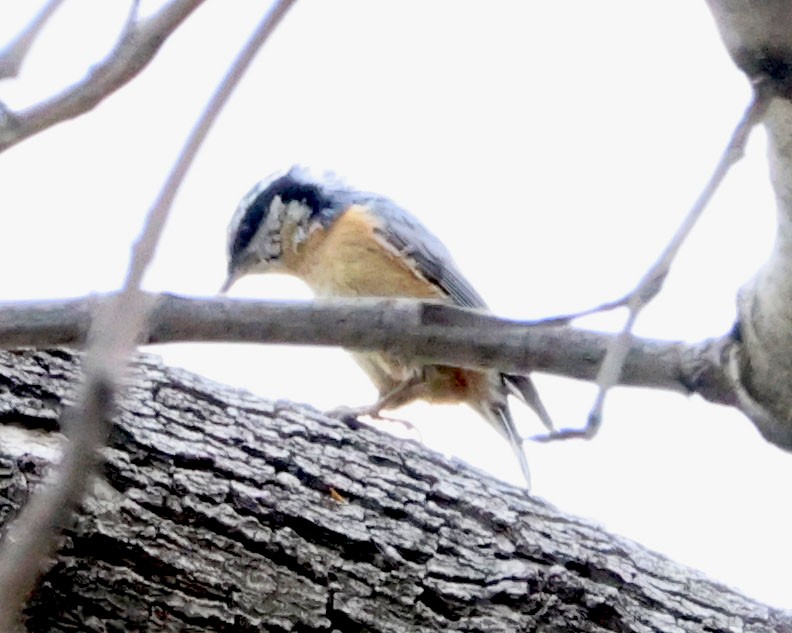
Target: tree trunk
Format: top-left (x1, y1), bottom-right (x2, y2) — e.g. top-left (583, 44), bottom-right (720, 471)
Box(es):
top-left (0, 349), bottom-right (787, 632)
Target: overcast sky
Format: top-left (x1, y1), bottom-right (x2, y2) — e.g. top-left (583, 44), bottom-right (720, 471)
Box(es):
top-left (1, 1), bottom-right (788, 609)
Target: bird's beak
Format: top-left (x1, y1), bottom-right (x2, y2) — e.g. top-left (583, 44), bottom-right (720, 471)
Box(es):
top-left (219, 270), bottom-right (239, 295)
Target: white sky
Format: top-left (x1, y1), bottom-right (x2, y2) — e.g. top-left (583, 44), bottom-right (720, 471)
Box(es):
top-left (1, 0), bottom-right (789, 610)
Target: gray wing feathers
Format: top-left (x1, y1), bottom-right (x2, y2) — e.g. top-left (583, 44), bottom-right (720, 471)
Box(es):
top-left (504, 374), bottom-right (554, 432)
top-left (488, 405), bottom-right (532, 488)
top-left (352, 194), bottom-right (488, 309)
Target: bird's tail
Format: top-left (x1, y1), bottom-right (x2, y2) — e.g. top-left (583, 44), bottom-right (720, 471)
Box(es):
top-left (504, 374), bottom-right (554, 432)
top-left (485, 404), bottom-right (532, 489)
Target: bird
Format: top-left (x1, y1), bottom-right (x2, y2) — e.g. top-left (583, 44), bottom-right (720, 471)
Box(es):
top-left (220, 166), bottom-right (553, 487)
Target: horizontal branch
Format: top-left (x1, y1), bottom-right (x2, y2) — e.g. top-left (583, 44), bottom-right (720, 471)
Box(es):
top-left (0, 292), bottom-right (738, 407)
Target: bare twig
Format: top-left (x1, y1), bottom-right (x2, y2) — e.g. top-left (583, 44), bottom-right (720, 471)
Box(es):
top-left (0, 1), bottom-right (297, 627)
top-left (0, 293), bottom-right (740, 408)
top-left (0, 0), bottom-right (204, 152)
top-left (534, 80), bottom-right (774, 443)
top-left (0, 0), bottom-right (66, 80)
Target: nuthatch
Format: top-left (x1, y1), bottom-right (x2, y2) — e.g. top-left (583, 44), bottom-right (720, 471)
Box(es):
top-left (221, 166), bottom-right (552, 487)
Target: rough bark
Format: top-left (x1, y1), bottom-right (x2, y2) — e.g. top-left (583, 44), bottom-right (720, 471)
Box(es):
top-left (0, 349), bottom-right (787, 632)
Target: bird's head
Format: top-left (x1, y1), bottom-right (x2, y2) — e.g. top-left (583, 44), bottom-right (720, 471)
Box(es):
top-left (221, 166), bottom-right (339, 293)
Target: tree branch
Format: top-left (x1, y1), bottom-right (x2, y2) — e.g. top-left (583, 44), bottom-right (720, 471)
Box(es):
top-left (0, 0), bottom-right (66, 80)
top-left (0, 0), bottom-right (205, 153)
top-left (705, 1), bottom-right (792, 448)
top-left (0, 293), bottom-right (739, 408)
top-left (540, 84), bottom-right (771, 443)
top-left (1, 348), bottom-right (788, 631)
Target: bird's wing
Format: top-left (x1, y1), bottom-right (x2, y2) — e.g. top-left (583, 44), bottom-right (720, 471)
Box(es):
top-left (483, 402), bottom-right (532, 488)
top-left (504, 373), bottom-right (554, 432)
top-left (350, 193), bottom-right (488, 310)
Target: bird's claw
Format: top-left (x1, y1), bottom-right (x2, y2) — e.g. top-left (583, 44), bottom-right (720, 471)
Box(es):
top-left (326, 404), bottom-right (378, 421)
top-left (326, 405), bottom-right (419, 434)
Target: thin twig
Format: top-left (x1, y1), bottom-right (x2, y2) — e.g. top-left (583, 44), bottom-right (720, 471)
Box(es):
top-left (0, 1), bottom-right (297, 627)
top-left (0, 0), bottom-right (66, 80)
top-left (0, 0), bottom-right (204, 152)
top-left (534, 79), bottom-right (774, 443)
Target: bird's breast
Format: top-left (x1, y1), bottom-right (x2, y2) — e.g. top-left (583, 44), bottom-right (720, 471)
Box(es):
top-left (292, 205), bottom-right (446, 300)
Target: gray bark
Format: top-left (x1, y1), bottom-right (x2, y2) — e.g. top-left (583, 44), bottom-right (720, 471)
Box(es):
top-left (0, 349), bottom-right (788, 632)
top-left (707, 2), bottom-right (792, 447)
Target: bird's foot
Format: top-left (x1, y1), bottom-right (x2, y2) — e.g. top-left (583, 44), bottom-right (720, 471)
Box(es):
top-left (326, 405), bottom-right (418, 434)
top-left (326, 404), bottom-right (378, 421)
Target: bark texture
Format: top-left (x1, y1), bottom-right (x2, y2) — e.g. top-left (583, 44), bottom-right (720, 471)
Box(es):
top-left (0, 349), bottom-right (788, 632)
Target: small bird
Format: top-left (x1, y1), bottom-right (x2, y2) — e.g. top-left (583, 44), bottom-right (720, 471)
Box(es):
top-left (221, 166), bottom-right (553, 487)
